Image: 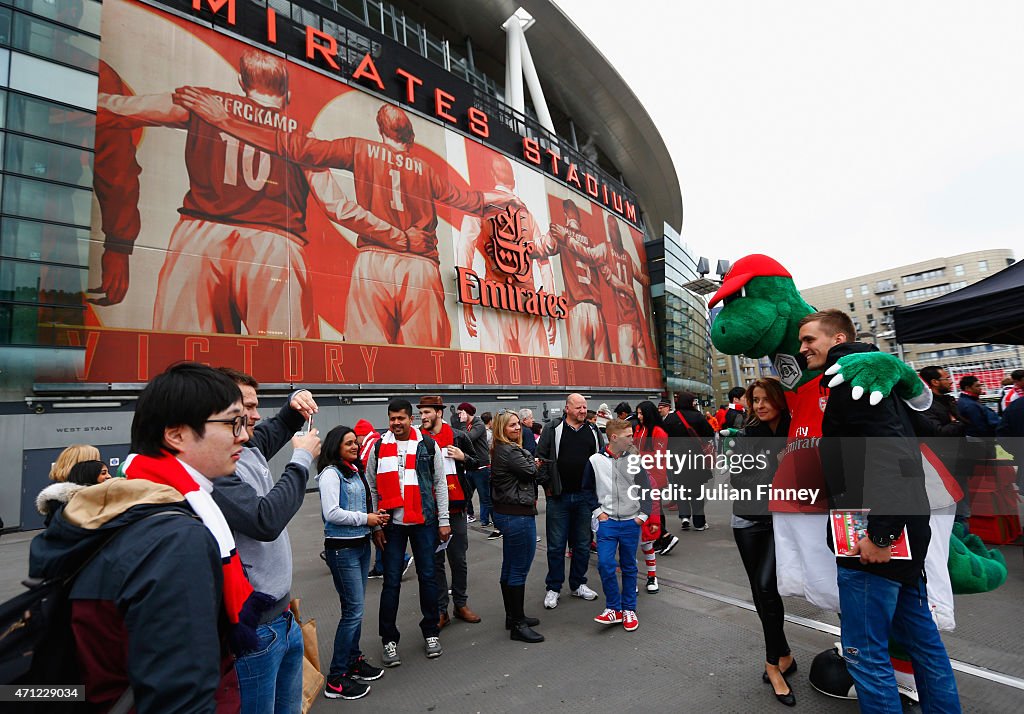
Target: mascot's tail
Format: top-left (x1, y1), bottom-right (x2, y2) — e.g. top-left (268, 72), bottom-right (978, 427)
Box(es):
top-left (948, 521), bottom-right (1008, 594)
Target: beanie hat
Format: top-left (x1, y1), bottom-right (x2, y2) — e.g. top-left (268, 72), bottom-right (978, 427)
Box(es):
top-left (353, 419), bottom-right (376, 438)
top-left (457, 402), bottom-right (476, 416)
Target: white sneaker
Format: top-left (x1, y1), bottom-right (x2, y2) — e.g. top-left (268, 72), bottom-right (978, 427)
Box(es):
top-left (543, 590), bottom-right (560, 609)
top-left (571, 584), bottom-right (598, 601)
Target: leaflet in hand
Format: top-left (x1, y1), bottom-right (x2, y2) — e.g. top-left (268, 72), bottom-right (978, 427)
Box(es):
top-left (830, 509), bottom-right (911, 559)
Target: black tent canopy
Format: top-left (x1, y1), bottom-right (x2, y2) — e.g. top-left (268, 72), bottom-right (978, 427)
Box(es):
top-left (894, 259), bottom-right (1024, 345)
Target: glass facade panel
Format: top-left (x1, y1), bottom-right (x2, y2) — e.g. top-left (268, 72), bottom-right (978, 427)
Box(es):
top-left (9, 0), bottom-right (103, 36)
top-left (10, 10), bottom-right (99, 72)
top-left (0, 258), bottom-right (86, 305)
top-left (1, 174), bottom-right (92, 226)
top-left (0, 301), bottom-right (84, 345)
top-left (9, 52), bottom-right (98, 109)
top-left (4, 133), bottom-right (93, 187)
top-left (5, 92), bottom-right (95, 148)
top-left (0, 217), bottom-right (90, 264)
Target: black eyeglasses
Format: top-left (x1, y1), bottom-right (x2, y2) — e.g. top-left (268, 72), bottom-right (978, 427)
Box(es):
top-left (206, 415), bottom-right (249, 437)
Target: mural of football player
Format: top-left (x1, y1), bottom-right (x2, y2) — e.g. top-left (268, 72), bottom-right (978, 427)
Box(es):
top-left (540, 199), bottom-right (611, 361)
top-left (457, 154), bottom-right (557, 355)
top-left (174, 87), bottom-right (519, 347)
top-left (95, 49), bottom-right (419, 337)
top-left (564, 215), bottom-right (651, 364)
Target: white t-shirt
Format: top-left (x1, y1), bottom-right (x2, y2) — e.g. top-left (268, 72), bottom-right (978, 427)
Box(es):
top-left (391, 440), bottom-right (411, 526)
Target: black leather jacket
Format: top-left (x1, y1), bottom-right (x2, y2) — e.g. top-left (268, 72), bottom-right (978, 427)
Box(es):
top-left (490, 442), bottom-right (538, 514)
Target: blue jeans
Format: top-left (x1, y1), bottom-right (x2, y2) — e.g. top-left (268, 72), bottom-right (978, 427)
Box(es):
top-left (326, 542), bottom-right (371, 678)
top-left (545, 492), bottom-right (593, 593)
top-left (235, 610), bottom-right (304, 714)
top-left (596, 518), bottom-right (641, 611)
top-left (379, 522), bottom-right (439, 644)
top-left (469, 467), bottom-right (492, 524)
top-left (837, 569), bottom-right (960, 714)
top-left (492, 512), bottom-right (536, 586)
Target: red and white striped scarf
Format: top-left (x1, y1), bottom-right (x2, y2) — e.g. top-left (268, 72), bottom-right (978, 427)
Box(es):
top-left (123, 452), bottom-right (274, 654)
top-left (430, 422), bottom-right (464, 501)
top-left (376, 427), bottom-right (425, 524)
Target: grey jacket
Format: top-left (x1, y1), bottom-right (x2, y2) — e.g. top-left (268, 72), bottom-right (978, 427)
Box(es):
top-left (211, 396), bottom-right (310, 618)
top-left (464, 418), bottom-right (490, 467)
top-left (582, 450), bottom-right (652, 521)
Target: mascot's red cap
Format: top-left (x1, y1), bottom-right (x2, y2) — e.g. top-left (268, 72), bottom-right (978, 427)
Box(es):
top-left (708, 254), bottom-right (792, 308)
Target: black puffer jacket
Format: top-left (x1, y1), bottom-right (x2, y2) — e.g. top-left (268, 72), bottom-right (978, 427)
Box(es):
top-left (490, 441), bottom-right (538, 515)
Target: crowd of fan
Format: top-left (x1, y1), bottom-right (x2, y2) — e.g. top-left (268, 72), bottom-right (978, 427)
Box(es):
top-left (21, 356), bottom-right (1023, 712)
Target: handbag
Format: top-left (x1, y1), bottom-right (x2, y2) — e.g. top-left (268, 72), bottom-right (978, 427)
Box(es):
top-left (289, 598), bottom-right (324, 714)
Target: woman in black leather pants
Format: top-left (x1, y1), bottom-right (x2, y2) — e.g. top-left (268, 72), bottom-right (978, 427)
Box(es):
top-left (730, 378), bottom-right (796, 706)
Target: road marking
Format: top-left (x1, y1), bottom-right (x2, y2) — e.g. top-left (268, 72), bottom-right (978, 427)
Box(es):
top-left (657, 575), bottom-right (1024, 691)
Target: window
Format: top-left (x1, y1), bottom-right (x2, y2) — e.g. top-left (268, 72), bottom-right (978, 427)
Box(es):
top-left (902, 268), bottom-right (945, 284)
top-left (848, 302), bottom-right (855, 311)
top-left (4, 92), bottom-right (95, 148)
top-left (9, 10), bottom-right (99, 72)
top-left (978, 260), bottom-right (988, 273)
top-left (954, 264), bottom-right (964, 276)
top-left (950, 281), bottom-right (967, 291)
top-left (1, 175), bottom-right (93, 226)
top-left (844, 287), bottom-right (853, 299)
top-left (9, 53), bottom-right (98, 110)
top-left (9, 0), bottom-right (103, 36)
top-left (1, 218), bottom-right (89, 263)
top-left (4, 134), bottom-right (93, 187)
top-left (0, 258), bottom-right (86, 305)
top-left (905, 284), bottom-right (953, 300)
top-left (860, 284), bottom-right (869, 295)
top-left (863, 299), bottom-right (872, 309)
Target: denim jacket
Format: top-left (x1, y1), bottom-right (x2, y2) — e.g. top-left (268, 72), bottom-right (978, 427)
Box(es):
top-left (317, 463), bottom-right (372, 539)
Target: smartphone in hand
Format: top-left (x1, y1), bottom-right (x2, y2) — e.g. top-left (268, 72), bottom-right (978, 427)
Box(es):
top-left (297, 416), bottom-right (314, 436)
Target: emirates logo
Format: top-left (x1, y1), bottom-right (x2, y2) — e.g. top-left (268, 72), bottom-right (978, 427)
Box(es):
top-left (486, 206), bottom-right (534, 282)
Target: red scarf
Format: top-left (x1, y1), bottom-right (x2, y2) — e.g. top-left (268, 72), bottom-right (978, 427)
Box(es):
top-left (123, 452), bottom-right (274, 654)
top-left (376, 427), bottom-right (425, 524)
top-left (431, 422), bottom-right (465, 501)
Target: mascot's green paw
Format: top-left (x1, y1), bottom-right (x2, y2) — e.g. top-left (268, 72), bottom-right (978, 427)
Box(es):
top-left (824, 352), bottom-right (925, 406)
top-left (948, 527), bottom-right (1008, 594)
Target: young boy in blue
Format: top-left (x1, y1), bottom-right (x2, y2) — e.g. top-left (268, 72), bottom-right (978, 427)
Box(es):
top-left (583, 418), bottom-right (652, 631)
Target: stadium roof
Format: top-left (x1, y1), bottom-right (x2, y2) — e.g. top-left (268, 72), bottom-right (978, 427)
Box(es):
top-left (407, 0), bottom-right (683, 236)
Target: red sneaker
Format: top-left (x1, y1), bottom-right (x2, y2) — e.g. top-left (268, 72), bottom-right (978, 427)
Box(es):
top-left (594, 608), bottom-right (623, 625)
top-left (622, 610), bottom-right (639, 632)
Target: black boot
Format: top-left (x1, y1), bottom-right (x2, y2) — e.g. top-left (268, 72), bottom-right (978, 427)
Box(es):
top-left (508, 585), bottom-right (544, 643)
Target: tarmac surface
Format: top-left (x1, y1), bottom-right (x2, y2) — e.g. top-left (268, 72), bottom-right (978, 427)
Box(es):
top-left (3, 481), bottom-right (1022, 713)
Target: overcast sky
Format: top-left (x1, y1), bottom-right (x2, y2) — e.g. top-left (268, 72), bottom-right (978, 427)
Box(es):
top-left (554, 0), bottom-right (1023, 289)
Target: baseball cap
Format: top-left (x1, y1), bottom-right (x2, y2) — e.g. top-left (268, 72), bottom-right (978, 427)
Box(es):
top-left (708, 254), bottom-right (792, 308)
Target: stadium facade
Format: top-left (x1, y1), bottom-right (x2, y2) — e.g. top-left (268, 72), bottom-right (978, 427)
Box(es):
top-left (0, 0), bottom-right (700, 530)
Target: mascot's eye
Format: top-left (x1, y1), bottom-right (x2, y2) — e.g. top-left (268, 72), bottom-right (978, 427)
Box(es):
top-left (723, 286), bottom-right (747, 305)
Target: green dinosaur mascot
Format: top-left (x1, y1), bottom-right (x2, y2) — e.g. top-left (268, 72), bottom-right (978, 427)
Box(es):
top-left (709, 254), bottom-right (1006, 700)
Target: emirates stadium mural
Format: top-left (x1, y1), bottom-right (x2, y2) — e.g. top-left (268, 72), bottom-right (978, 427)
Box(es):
top-left (62, 0), bottom-right (660, 389)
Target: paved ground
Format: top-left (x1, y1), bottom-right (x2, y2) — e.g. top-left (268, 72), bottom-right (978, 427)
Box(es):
top-left (3, 489), bottom-right (1022, 713)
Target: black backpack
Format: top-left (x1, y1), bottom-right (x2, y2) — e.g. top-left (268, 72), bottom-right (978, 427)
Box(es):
top-left (0, 512), bottom-right (180, 710)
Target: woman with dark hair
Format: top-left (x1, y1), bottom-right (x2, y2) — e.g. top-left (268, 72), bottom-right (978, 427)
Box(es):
top-left (634, 401), bottom-right (674, 586)
top-left (67, 460), bottom-right (110, 486)
top-left (36, 459), bottom-right (110, 527)
top-left (730, 378), bottom-right (795, 706)
top-left (317, 425), bottom-right (390, 700)
top-left (490, 410), bottom-right (544, 643)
